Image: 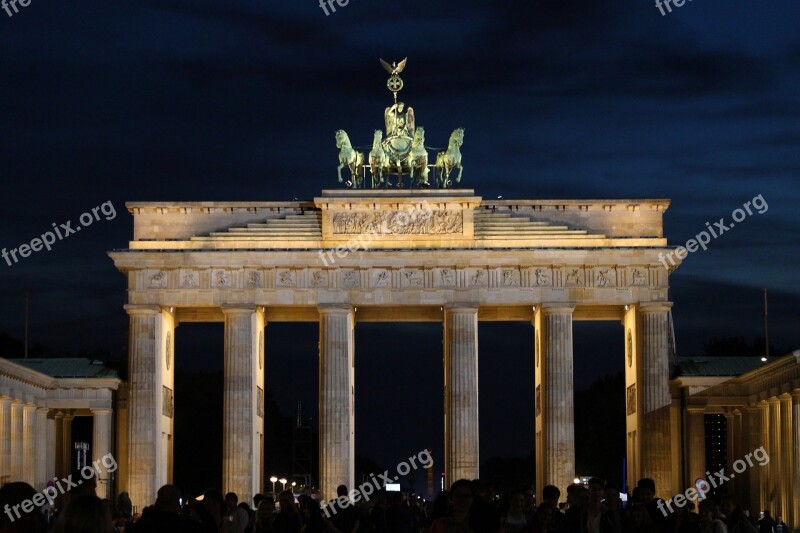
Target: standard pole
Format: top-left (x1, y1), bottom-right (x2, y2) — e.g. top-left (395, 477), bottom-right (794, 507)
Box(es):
top-left (763, 288), bottom-right (769, 358)
top-left (24, 291), bottom-right (29, 358)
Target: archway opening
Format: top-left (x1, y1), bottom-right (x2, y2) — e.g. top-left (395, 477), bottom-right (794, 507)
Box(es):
top-left (354, 322), bottom-right (443, 497)
top-left (263, 322), bottom-right (319, 490)
top-left (573, 322), bottom-right (626, 488)
top-left (173, 322), bottom-right (224, 496)
top-left (478, 321), bottom-right (535, 493)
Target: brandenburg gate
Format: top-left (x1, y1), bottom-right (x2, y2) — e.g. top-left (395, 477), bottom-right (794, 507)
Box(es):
top-left (109, 59), bottom-right (681, 509)
top-left (109, 189), bottom-right (680, 508)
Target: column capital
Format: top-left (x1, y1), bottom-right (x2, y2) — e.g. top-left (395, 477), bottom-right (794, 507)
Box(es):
top-left (638, 302), bottom-right (673, 313)
top-left (220, 305), bottom-right (259, 315)
top-left (792, 390), bottom-right (800, 402)
top-left (35, 407), bottom-right (48, 414)
top-left (538, 303), bottom-right (576, 314)
top-left (90, 408), bottom-right (113, 415)
top-left (767, 396), bottom-right (781, 405)
top-left (687, 406), bottom-right (707, 414)
top-left (124, 304), bottom-right (162, 316)
top-left (443, 304), bottom-right (479, 313)
top-left (317, 305), bottom-right (354, 315)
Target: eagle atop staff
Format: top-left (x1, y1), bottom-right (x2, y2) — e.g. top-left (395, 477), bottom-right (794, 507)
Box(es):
top-left (380, 57), bottom-right (407, 76)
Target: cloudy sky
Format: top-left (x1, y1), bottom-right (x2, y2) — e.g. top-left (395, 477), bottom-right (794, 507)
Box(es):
top-left (1, 1), bottom-right (798, 474)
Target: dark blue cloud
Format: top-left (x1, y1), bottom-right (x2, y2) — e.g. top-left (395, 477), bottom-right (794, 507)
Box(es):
top-left (1, 0), bottom-right (798, 470)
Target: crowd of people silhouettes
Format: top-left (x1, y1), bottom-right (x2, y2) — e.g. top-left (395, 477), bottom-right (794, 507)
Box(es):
top-left (0, 473), bottom-right (791, 533)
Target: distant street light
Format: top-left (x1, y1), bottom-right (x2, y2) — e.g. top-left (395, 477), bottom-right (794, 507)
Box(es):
top-left (279, 478), bottom-right (288, 492)
top-left (270, 476), bottom-right (278, 495)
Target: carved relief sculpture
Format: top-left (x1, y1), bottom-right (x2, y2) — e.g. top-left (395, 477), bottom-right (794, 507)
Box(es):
top-left (534, 268), bottom-right (552, 287)
top-left (311, 271), bottom-right (327, 287)
top-left (277, 270), bottom-right (295, 287)
top-left (565, 268), bottom-right (584, 286)
top-left (332, 210), bottom-right (463, 235)
top-left (627, 384), bottom-right (637, 415)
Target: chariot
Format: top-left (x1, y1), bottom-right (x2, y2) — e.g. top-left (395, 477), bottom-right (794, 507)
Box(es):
top-left (335, 58), bottom-right (464, 189)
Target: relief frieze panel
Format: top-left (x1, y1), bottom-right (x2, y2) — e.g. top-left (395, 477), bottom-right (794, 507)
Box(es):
top-left (372, 269), bottom-right (391, 288)
top-left (628, 267), bottom-right (649, 287)
top-left (530, 267), bottom-right (553, 287)
top-left (402, 269), bottom-right (425, 288)
top-left (309, 270), bottom-right (329, 288)
top-left (245, 269), bottom-right (263, 288)
top-left (563, 267), bottom-right (585, 287)
top-left (213, 269), bottom-right (232, 288)
top-left (276, 269), bottom-right (295, 288)
top-left (148, 270), bottom-right (167, 289)
top-left (434, 268), bottom-right (456, 288)
top-left (180, 270), bottom-right (198, 289)
top-left (133, 264), bottom-right (662, 291)
top-left (341, 269), bottom-right (361, 288)
top-left (467, 268), bottom-right (487, 287)
top-left (332, 210), bottom-right (463, 235)
top-left (593, 267), bottom-right (617, 288)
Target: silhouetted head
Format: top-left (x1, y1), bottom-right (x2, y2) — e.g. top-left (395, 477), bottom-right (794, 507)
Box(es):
top-left (53, 495), bottom-right (112, 533)
top-left (0, 482), bottom-right (47, 533)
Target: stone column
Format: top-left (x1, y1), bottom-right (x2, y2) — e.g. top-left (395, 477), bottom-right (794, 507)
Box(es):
top-left (724, 411), bottom-right (735, 498)
top-left (768, 398), bottom-right (781, 513)
top-left (778, 395), bottom-right (793, 526)
top-left (318, 305), bottom-right (355, 501)
top-left (443, 306), bottom-right (479, 485)
top-left (91, 408), bottom-right (113, 499)
top-left (686, 408), bottom-right (706, 485)
top-left (638, 303), bottom-right (675, 498)
top-left (46, 415), bottom-right (56, 484)
top-left (22, 404), bottom-right (36, 485)
top-left (0, 397), bottom-right (11, 483)
top-left (62, 412), bottom-right (74, 476)
top-left (125, 305), bottom-right (173, 511)
top-left (222, 306), bottom-right (263, 505)
top-left (54, 411), bottom-right (64, 479)
top-left (791, 391), bottom-right (800, 532)
top-left (728, 410), bottom-right (743, 503)
top-left (10, 401), bottom-right (24, 481)
top-left (759, 401), bottom-right (770, 509)
top-left (534, 304), bottom-right (575, 496)
top-left (744, 405), bottom-right (762, 512)
top-left (115, 385), bottom-right (129, 499)
top-left (35, 407), bottom-right (48, 488)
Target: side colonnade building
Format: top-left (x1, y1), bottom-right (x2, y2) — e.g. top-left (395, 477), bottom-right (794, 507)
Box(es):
top-left (0, 357), bottom-right (120, 499)
top-left (673, 352), bottom-right (800, 529)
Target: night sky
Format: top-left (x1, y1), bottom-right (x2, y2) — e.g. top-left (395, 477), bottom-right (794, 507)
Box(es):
top-left (1, 1), bottom-right (799, 486)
